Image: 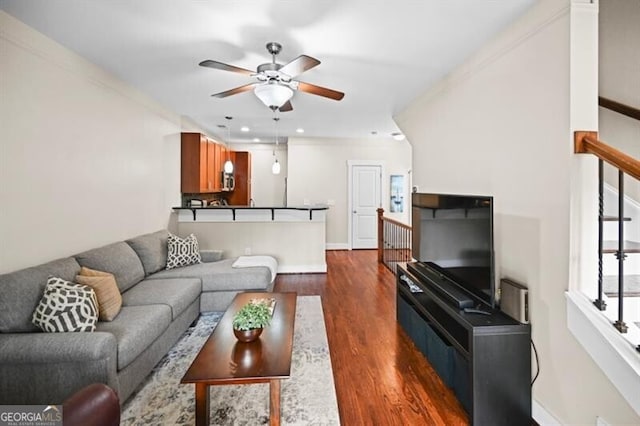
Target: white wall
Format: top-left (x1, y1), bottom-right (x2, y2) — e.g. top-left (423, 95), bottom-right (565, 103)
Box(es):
top-left (0, 12), bottom-right (183, 273)
top-left (396, 0), bottom-right (640, 424)
top-left (599, 0), bottom-right (640, 202)
top-left (287, 137), bottom-right (411, 248)
top-left (178, 221), bottom-right (326, 273)
top-left (228, 143), bottom-right (288, 207)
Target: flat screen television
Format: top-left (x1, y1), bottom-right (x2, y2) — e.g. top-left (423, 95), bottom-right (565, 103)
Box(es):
top-left (412, 192), bottom-right (495, 308)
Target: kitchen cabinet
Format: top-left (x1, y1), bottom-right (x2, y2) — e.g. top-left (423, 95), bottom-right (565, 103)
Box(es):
top-left (181, 132), bottom-right (222, 193)
top-left (228, 151), bottom-right (251, 205)
top-left (209, 141), bottom-right (222, 192)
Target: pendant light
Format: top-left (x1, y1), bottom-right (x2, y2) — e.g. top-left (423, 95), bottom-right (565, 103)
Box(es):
top-left (224, 116), bottom-right (234, 174)
top-left (272, 115), bottom-right (281, 175)
top-left (272, 158), bottom-right (281, 175)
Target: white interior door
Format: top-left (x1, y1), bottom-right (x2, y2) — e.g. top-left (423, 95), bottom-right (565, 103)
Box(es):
top-left (352, 165), bottom-right (381, 249)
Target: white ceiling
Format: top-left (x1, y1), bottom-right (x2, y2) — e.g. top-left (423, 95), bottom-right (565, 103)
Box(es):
top-left (1, 0), bottom-right (536, 144)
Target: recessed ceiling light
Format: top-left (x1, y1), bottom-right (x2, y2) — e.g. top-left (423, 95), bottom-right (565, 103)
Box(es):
top-left (253, 138), bottom-right (260, 142)
top-left (296, 128), bottom-right (304, 133)
top-left (240, 126), bottom-right (250, 132)
top-left (391, 132), bottom-right (405, 141)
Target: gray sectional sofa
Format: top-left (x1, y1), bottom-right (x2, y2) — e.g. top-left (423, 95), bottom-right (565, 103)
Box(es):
top-left (0, 230), bottom-right (274, 405)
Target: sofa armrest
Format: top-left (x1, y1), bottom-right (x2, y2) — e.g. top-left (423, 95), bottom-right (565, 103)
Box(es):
top-left (63, 383), bottom-right (120, 426)
top-left (0, 332), bottom-right (119, 404)
top-left (200, 249), bottom-right (223, 263)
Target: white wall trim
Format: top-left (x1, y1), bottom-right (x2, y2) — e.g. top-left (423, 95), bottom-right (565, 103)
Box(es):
top-left (566, 291), bottom-right (640, 415)
top-left (533, 399), bottom-right (561, 425)
top-left (278, 264), bottom-right (327, 274)
top-left (326, 243), bottom-right (349, 250)
top-left (347, 160), bottom-right (385, 250)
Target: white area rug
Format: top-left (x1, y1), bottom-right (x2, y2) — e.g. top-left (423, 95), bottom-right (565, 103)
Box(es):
top-left (121, 296), bottom-right (340, 425)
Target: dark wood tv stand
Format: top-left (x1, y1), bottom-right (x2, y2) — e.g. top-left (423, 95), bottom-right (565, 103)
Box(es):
top-left (397, 263), bottom-right (531, 425)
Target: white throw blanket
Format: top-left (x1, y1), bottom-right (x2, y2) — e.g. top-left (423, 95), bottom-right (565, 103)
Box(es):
top-left (232, 255), bottom-right (278, 283)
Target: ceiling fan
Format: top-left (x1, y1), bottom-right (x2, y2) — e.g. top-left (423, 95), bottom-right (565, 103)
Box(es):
top-left (199, 42), bottom-right (344, 112)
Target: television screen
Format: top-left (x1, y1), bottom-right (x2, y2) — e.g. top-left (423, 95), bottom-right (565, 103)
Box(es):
top-left (412, 193), bottom-right (495, 307)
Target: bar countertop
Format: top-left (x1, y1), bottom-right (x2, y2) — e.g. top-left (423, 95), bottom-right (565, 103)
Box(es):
top-left (172, 205), bottom-right (329, 221)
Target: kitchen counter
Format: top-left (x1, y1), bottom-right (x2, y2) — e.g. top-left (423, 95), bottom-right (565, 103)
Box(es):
top-left (172, 205), bottom-right (328, 222)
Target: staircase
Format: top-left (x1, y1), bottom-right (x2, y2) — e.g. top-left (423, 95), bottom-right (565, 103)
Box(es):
top-left (601, 186), bottom-right (640, 332)
top-left (575, 128), bottom-right (640, 352)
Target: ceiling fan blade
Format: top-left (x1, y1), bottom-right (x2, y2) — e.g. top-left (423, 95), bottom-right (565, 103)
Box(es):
top-left (279, 100), bottom-right (293, 112)
top-left (211, 83), bottom-right (257, 98)
top-left (279, 55), bottom-right (320, 78)
top-left (297, 82), bottom-right (345, 101)
top-left (199, 60), bottom-right (254, 76)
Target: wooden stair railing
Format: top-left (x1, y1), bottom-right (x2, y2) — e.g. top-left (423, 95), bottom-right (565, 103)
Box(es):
top-left (599, 96), bottom-right (640, 122)
top-left (377, 208), bottom-right (412, 274)
top-left (575, 131), bottom-right (640, 353)
top-left (575, 131), bottom-right (640, 181)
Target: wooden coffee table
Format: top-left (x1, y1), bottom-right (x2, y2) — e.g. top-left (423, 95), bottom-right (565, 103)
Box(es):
top-left (181, 292), bottom-right (297, 426)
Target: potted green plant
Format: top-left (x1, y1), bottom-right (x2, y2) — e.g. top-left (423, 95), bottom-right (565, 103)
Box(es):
top-left (232, 301), bottom-right (272, 342)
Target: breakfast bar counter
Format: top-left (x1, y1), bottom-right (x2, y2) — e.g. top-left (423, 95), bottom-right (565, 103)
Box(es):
top-left (172, 205), bottom-right (328, 274)
top-left (173, 205), bottom-right (328, 222)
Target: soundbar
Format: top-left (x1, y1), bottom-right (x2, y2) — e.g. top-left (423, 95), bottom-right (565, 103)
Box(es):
top-left (408, 263), bottom-right (475, 309)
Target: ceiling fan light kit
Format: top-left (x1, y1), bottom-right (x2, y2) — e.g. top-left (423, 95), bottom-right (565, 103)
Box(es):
top-left (254, 83), bottom-right (294, 109)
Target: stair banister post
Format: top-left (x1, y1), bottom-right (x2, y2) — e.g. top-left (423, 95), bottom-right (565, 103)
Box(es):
top-left (614, 170), bottom-right (628, 333)
top-left (594, 159), bottom-right (607, 310)
top-left (377, 208), bottom-right (384, 264)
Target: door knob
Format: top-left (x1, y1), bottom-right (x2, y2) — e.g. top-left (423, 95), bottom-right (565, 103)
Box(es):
top-left (353, 210), bottom-right (357, 214)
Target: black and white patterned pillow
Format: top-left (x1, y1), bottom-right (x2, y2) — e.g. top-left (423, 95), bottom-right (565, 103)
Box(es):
top-left (166, 233), bottom-right (202, 270)
top-left (32, 276), bottom-right (99, 332)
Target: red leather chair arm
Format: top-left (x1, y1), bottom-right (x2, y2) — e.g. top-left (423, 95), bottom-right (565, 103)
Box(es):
top-left (62, 383), bottom-right (120, 426)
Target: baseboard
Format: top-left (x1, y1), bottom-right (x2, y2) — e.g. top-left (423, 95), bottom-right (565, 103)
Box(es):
top-left (326, 243), bottom-right (349, 250)
top-left (278, 264), bottom-right (327, 274)
top-left (533, 399), bottom-right (561, 425)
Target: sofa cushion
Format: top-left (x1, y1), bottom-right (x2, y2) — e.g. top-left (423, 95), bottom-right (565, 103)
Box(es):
top-left (75, 268), bottom-right (122, 322)
top-left (32, 276), bottom-right (99, 332)
top-left (166, 233), bottom-right (201, 270)
top-left (95, 304), bottom-right (171, 370)
top-left (74, 242), bottom-right (145, 293)
top-left (200, 249), bottom-right (223, 263)
top-left (121, 278), bottom-right (201, 320)
top-left (149, 259), bottom-right (271, 292)
top-left (125, 230), bottom-right (168, 276)
top-left (0, 257), bottom-right (81, 333)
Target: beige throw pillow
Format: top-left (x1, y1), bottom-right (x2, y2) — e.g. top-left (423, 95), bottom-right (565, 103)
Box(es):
top-left (76, 267), bottom-right (122, 321)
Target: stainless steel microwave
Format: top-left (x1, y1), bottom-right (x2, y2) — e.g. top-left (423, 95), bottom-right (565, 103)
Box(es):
top-left (222, 172), bottom-right (235, 191)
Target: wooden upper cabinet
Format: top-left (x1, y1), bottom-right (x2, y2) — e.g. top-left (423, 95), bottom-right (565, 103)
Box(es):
top-left (181, 132), bottom-right (224, 194)
top-left (198, 136), bottom-right (208, 192)
top-left (208, 140), bottom-right (220, 192)
top-left (210, 139), bottom-right (224, 192)
top-left (219, 145), bottom-right (228, 173)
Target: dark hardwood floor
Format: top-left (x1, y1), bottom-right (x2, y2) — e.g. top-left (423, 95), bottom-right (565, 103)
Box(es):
top-left (274, 250), bottom-right (468, 425)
